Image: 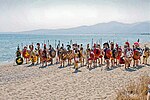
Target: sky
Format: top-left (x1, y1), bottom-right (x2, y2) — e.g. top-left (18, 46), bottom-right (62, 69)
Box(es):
top-left (0, 0), bottom-right (149, 32)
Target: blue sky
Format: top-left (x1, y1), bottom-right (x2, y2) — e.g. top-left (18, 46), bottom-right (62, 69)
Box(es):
top-left (0, 0), bottom-right (149, 32)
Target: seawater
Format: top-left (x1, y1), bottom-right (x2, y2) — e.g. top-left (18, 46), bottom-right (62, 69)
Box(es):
top-left (0, 33), bottom-right (149, 63)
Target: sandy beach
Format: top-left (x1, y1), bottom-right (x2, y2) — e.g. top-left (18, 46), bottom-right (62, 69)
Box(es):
top-left (0, 42), bottom-right (150, 100)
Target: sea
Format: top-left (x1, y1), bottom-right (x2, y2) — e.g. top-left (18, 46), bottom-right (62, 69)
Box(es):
top-left (0, 33), bottom-right (149, 64)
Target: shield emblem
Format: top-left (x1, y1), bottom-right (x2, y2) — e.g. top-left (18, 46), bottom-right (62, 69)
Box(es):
top-left (50, 49), bottom-right (56, 58)
top-left (16, 57), bottom-right (23, 65)
top-left (60, 49), bottom-right (67, 60)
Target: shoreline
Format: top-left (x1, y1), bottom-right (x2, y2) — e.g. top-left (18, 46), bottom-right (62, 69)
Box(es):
top-left (0, 61), bottom-right (14, 66)
top-left (0, 41), bottom-right (149, 65)
top-left (0, 42), bottom-right (150, 100)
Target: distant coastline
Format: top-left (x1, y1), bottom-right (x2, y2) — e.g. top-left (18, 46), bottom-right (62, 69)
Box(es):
top-left (0, 21), bottom-right (149, 34)
top-left (141, 33), bottom-right (150, 35)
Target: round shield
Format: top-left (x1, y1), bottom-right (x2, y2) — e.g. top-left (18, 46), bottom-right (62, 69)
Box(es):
top-left (30, 56), bottom-right (37, 63)
top-left (22, 50), bottom-right (30, 58)
top-left (133, 50), bottom-right (140, 60)
top-left (112, 49), bottom-right (118, 58)
top-left (93, 48), bottom-right (100, 57)
top-left (106, 49), bottom-right (111, 59)
top-left (50, 49), bottom-right (56, 58)
top-left (126, 49), bottom-right (133, 58)
top-left (60, 49), bottom-right (67, 60)
top-left (90, 51), bottom-right (95, 59)
top-left (119, 57), bottom-right (125, 64)
top-left (67, 50), bottom-right (74, 59)
top-left (16, 57), bottom-right (23, 65)
top-left (117, 48), bottom-right (122, 58)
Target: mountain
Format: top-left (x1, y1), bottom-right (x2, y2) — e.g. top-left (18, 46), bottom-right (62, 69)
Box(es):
top-left (11, 21), bottom-right (150, 34)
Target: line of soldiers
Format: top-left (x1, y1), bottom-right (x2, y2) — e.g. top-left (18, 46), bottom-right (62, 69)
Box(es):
top-left (16, 41), bottom-right (150, 71)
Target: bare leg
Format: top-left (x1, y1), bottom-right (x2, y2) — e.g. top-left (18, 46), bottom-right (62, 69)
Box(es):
top-left (63, 60), bottom-right (65, 67)
top-left (147, 92), bottom-right (150, 100)
top-left (106, 59), bottom-right (110, 69)
top-left (25, 58), bottom-right (27, 64)
top-left (101, 58), bottom-right (103, 65)
top-left (42, 61), bottom-right (44, 66)
top-left (83, 58), bottom-right (84, 66)
top-left (136, 60), bottom-right (138, 66)
top-left (133, 60), bottom-right (135, 67)
top-left (111, 59), bottom-right (114, 68)
top-left (60, 60), bottom-right (62, 66)
top-left (124, 63), bottom-right (126, 69)
top-left (68, 59), bottom-right (69, 65)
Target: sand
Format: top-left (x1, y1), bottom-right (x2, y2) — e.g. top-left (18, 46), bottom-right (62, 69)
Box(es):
top-left (0, 42), bottom-right (150, 100)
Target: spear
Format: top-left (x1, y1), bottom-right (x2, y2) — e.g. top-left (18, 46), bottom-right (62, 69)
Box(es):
top-left (55, 40), bottom-right (56, 48)
top-left (91, 38), bottom-right (93, 48)
top-left (21, 43), bottom-right (23, 49)
top-left (58, 40), bottom-right (60, 46)
top-left (48, 40), bottom-right (49, 45)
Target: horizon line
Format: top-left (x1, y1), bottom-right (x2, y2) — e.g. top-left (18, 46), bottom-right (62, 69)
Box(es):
top-left (0, 20), bottom-right (149, 33)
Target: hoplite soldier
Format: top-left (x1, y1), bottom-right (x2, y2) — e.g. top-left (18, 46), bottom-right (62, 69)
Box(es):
top-left (16, 46), bottom-right (23, 65)
top-left (41, 44), bottom-right (48, 66)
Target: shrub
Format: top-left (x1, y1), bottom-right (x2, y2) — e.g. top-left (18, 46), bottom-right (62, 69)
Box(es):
top-left (116, 75), bottom-right (150, 100)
